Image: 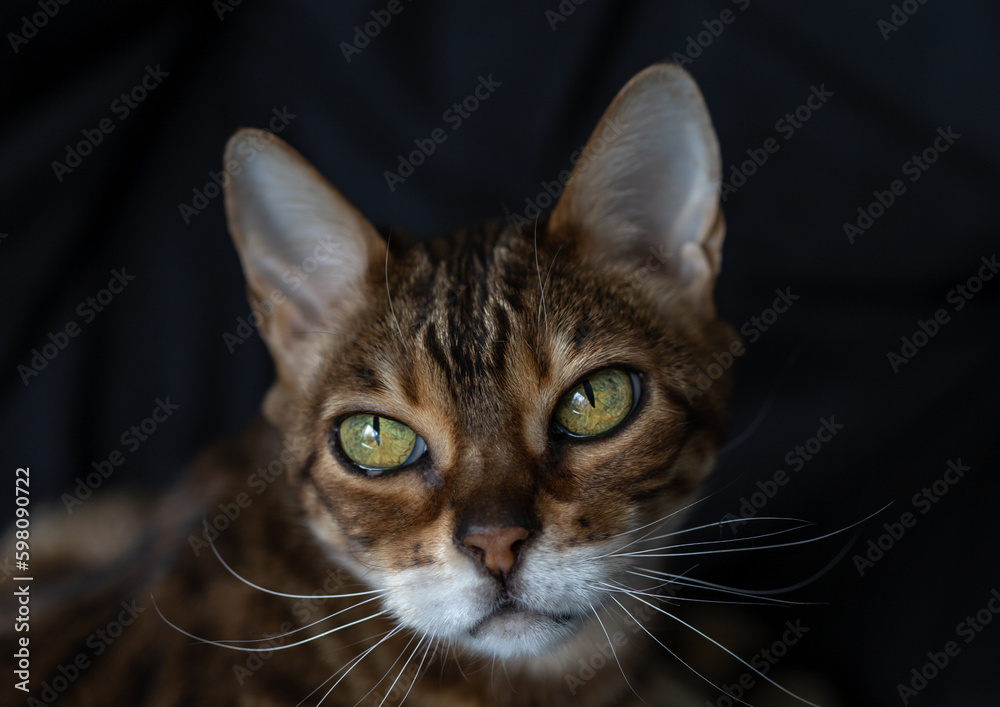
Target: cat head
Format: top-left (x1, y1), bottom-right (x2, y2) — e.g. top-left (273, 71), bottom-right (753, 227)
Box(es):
top-left (223, 64), bottom-right (736, 660)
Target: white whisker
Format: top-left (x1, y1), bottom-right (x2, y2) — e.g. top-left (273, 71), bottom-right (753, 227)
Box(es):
top-left (619, 521), bottom-right (816, 558)
top-left (613, 504), bottom-right (890, 559)
top-left (625, 571), bottom-right (808, 606)
top-left (605, 491), bottom-right (717, 546)
top-left (368, 633), bottom-right (421, 707)
top-left (638, 516), bottom-right (814, 546)
top-left (201, 594), bottom-right (390, 645)
top-left (152, 593), bottom-right (391, 653)
top-left (619, 589), bottom-right (822, 707)
top-left (308, 625), bottom-right (405, 707)
top-left (606, 577), bottom-right (802, 608)
top-left (589, 603), bottom-right (646, 704)
top-left (534, 216), bottom-right (547, 333)
top-left (396, 635), bottom-right (435, 707)
top-left (385, 229), bottom-right (407, 351)
top-left (607, 594), bottom-right (754, 707)
top-left (205, 525), bottom-right (383, 600)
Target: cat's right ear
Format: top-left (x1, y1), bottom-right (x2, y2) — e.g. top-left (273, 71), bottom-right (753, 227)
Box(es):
top-left (223, 129), bottom-right (384, 401)
top-left (549, 64), bottom-right (723, 319)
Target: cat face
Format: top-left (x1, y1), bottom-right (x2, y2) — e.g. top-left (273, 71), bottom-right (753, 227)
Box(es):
top-left (223, 64), bottom-right (736, 660)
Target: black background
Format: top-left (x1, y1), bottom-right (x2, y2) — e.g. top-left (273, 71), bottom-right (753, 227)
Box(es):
top-left (2, 1), bottom-right (998, 705)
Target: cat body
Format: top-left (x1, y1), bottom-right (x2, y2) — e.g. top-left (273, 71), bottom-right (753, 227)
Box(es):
top-left (5, 64), bottom-right (757, 706)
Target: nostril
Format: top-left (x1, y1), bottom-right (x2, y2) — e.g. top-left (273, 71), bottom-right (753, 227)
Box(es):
top-left (461, 526), bottom-right (530, 576)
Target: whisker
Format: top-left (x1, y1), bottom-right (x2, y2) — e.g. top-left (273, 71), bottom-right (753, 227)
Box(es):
top-left (294, 628), bottom-right (395, 706)
top-left (308, 625), bottom-right (405, 707)
top-left (612, 504), bottom-right (890, 559)
top-left (607, 594), bottom-right (755, 707)
top-left (451, 640), bottom-right (469, 682)
top-left (202, 594), bottom-right (389, 645)
top-left (368, 633), bottom-right (422, 707)
top-left (396, 635), bottom-right (435, 707)
top-left (152, 593), bottom-right (391, 653)
top-left (500, 656), bottom-right (516, 696)
top-left (589, 602), bottom-right (646, 705)
top-left (620, 589), bottom-right (822, 707)
top-left (603, 491), bottom-right (797, 554)
top-left (385, 229), bottom-right (407, 351)
top-left (534, 216), bottom-right (547, 334)
top-left (605, 578), bottom-right (802, 608)
top-left (610, 495), bottom-right (709, 540)
top-left (637, 530), bottom-right (859, 599)
top-left (625, 571), bottom-right (808, 606)
top-left (619, 521), bottom-right (816, 558)
top-left (206, 525), bottom-right (383, 600)
top-left (638, 516), bottom-right (814, 546)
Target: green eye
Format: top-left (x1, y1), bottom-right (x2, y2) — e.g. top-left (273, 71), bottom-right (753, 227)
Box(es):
top-left (338, 414), bottom-right (426, 472)
top-left (555, 368), bottom-right (636, 437)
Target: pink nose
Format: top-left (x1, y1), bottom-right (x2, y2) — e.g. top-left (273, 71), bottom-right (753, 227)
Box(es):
top-left (461, 526), bottom-right (530, 576)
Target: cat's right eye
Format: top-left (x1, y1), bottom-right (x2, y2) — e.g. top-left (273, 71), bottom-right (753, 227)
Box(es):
top-left (554, 368), bottom-right (638, 437)
top-left (337, 414), bottom-right (427, 475)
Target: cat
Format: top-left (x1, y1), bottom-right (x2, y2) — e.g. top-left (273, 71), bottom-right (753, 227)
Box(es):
top-left (4, 63), bottom-right (827, 706)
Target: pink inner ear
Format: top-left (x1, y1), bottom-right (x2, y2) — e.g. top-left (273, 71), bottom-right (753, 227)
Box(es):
top-left (549, 64), bottom-right (723, 306)
top-left (223, 128), bottom-right (386, 391)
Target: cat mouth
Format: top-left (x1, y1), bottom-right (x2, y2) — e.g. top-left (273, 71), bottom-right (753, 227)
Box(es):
top-left (467, 601), bottom-right (575, 642)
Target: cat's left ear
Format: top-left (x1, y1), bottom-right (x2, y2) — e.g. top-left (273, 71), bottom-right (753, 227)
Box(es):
top-left (223, 129), bottom-right (385, 416)
top-left (549, 64), bottom-right (723, 318)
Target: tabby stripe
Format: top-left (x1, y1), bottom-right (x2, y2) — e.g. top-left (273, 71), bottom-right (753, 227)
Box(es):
top-left (423, 322), bottom-right (451, 375)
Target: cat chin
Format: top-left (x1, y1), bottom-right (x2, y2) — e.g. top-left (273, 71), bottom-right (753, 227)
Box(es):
top-left (461, 604), bottom-right (578, 659)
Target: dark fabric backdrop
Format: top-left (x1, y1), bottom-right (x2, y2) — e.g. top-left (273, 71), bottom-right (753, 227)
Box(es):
top-left (2, 1), bottom-right (998, 705)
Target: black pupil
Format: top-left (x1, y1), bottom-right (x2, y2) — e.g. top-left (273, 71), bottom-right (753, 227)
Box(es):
top-left (372, 415), bottom-right (381, 445)
top-left (582, 379), bottom-right (596, 408)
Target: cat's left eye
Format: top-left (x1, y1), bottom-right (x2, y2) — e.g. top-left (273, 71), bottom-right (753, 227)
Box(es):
top-left (554, 368), bottom-right (640, 437)
top-left (337, 414), bottom-right (427, 474)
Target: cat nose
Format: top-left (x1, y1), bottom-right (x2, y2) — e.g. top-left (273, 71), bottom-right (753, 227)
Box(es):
top-left (460, 525), bottom-right (531, 576)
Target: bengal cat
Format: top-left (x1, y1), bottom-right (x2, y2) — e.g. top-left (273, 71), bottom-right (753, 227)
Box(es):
top-left (4, 64), bottom-right (833, 706)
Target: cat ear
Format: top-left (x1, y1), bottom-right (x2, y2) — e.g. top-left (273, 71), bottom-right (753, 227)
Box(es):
top-left (549, 64), bottom-right (723, 317)
top-left (223, 129), bottom-right (384, 396)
